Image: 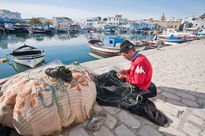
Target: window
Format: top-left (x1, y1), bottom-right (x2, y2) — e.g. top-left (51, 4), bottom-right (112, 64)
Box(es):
top-left (109, 40), bottom-right (113, 44)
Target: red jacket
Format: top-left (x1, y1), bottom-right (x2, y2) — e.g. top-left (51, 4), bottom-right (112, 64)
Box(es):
top-left (125, 53), bottom-right (152, 90)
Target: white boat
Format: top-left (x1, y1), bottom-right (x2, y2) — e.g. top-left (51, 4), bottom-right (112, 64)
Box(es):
top-left (88, 37), bottom-right (124, 57)
top-left (157, 35), bottom-right (192, 43)
top-left (10, 45), bottom-right (45, 68)
top-left (160, 28), bottom-right (196, 40)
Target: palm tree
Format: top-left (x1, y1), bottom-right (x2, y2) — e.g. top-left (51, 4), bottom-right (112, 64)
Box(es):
top-left (29, 18), bottom-right (41, 25)
top-left (200, 13), bottom-right (205, 19)
top-left (45, 21), bottom-right (52, 26)
top-left (15, 19), bottom-right (21, 24)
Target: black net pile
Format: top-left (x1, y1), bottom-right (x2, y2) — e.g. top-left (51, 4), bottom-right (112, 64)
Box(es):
top-left (94, 70), bottom-right (169, 127)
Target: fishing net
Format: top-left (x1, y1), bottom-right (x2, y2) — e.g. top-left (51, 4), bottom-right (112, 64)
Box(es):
top-left (94, 70), bottom-right (169, 126)
top-left (0, 62), bottom-right (96, 136)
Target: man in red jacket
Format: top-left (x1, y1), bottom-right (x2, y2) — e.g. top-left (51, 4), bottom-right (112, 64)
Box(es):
top-left (117, 40), bottom-right (156, 98)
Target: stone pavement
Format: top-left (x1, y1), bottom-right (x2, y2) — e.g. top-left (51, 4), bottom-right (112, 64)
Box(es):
top-left (55, 39), bottom-right (205, 136)
top-left (10, 39), bottom-right (205, 136)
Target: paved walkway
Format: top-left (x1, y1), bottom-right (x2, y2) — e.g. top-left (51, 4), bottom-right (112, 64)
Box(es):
top-left (11, 39), bottom-right (205, 136)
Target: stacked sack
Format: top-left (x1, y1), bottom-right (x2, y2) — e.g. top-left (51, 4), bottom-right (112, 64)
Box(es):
top-left (0, 65), bottom-right (96, 136)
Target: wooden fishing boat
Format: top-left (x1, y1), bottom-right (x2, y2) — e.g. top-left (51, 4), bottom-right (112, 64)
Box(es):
top-left (10, 45), bottom-right (45, 68)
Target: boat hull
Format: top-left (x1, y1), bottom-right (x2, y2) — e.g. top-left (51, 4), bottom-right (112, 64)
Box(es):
top-left (13, 57), bottom-right (44, 68)
top-left (158, 36), bottom-right (191, 43)
top-left (10, 45), bottom-right (45, 68)
top-left (26, 27), bottom-right (52, 34)
top-left (89, 44), bottom-right (120, 57)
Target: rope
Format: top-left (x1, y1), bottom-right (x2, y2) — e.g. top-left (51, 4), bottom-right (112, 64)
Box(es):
top-left (27, 69), bottom-right (72, 120)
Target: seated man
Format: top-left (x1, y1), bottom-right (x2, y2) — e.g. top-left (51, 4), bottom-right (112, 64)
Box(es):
top-left (117, 39), bottom-right (156, 98)
top-left (94, 40), bottom-right (168, 127)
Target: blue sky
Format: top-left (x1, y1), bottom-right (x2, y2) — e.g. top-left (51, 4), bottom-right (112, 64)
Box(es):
top-left (0, 0), bottom-right (204, 20)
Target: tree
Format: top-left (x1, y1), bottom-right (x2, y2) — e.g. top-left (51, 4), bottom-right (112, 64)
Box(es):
top-left (199, 13), bottom-right (205, 19)
top-left (15, 19), bottom-right (21, 24)
top-left (45, 21), bottom-right (52, 26)
top-left (29, 18), bottom-right (41, 25)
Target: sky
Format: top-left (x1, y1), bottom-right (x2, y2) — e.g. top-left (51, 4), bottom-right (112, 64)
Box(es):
top-left (0, 0), bottom-right (204, 20)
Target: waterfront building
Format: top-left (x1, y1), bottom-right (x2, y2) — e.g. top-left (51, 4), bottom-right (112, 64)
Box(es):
top-left (133, 20), bottom-right (155, 30)
top-left (155, 14), bottom-right (182, 30)
top-left (84, 17), bottom-right (101, 26)
top-left (192, 18), bottom-right (205, 29)
top-left (83, 15), bottom-right (128, 32)
top-left (181, 17), bottom-right (205, 30)
top-left (0, 9), bottom-right (21, 23)
top-left (52, 17), bottom-right (73, 29)
top-left (106, 15), bottom-right (128, 26)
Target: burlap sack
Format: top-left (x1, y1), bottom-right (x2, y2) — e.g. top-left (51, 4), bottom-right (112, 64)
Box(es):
top-left (0, 65), bottom-right (96, 136)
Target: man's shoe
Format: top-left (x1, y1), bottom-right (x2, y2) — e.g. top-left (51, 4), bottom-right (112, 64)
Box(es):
top-left (58, 66), bottom-right (73, 82)
top-left (45, 67), bottom-right (59, 78)
top-left (45, 66), bottom-right (73, 82)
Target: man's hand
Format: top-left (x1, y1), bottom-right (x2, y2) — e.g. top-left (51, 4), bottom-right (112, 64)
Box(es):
top-left (119, 69), bottom-right (127, 75)
top-left (117, 73), bottom-right (126, 79)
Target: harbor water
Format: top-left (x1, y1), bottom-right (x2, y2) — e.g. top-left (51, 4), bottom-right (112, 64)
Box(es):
top-left (0, 32), bottom-right (152, 78)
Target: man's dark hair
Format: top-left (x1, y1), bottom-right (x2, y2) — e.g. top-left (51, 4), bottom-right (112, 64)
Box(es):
top-left (120, 40), bottom-right (135, 53)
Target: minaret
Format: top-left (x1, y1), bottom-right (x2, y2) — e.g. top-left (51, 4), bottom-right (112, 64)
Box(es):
top-left (160, 13), bottom-right (165, 21)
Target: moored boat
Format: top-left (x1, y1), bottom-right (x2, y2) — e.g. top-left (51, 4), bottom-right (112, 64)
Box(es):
top-left (10, 45), bottom-right (45, 68)
top-left (157, 34), bottom-right (192, 43)
top-left (26, 27), bottom-right (52, 34)
top-left (88, 37), bottom-right (124, 57)
top-left (161, 28), bottom-right (196, 40)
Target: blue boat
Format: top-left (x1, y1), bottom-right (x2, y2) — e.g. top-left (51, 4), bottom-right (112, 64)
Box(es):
top-left (158, 34), bottom-right (192, 43)
top-left (103, 37), bottom-right (124, 47)
top-left (88, 37), bottom-right (124, 57)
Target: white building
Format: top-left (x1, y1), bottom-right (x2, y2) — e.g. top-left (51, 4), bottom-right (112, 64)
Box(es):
top-left (182, 17), bottom-right (205, 29)
top-left (84, 15), bottom-right (128, 28)
top-left (106, 15), bottom-right (128, 26)
top-left (133, 20), bottom-right (156, 30)
top-left (84, 17), bottom-right (100, 26)
top-left (0, 9), bottom-right (21, 20)
top-left (52, 17), bottom-right (72, 28)
top-left (192, 18), bottom-right (205, 29)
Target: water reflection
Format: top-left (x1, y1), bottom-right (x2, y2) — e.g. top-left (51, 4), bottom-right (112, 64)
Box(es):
top-left (0, 32), bottom-right (152, 48)
top-left (0, 34), bottom-right (8, 49)
top-left (0, 32), bottom-right (152, 78)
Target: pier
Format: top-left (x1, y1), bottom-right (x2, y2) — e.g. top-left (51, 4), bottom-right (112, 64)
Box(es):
top-left (1, 39), bottom-right (205, 136)
top-left (59, 39), bottom-right (205, 136)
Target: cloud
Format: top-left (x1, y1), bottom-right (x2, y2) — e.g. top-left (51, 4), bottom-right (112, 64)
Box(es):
top-left (0, 1), bottom-right (107, 19)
